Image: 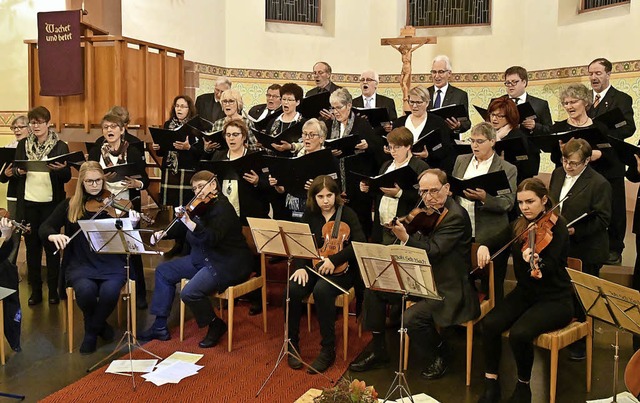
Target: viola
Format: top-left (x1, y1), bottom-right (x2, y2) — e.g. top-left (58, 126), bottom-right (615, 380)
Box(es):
top-left (0, 208), bottom-right (31, 234)
top-left (84, 189), bottom-right (154, 225)
top-left (521, 210), bottom-right (558, 279)
top-left (625, 348), bottom-right (640, 398)
top-left (392, 205), bottom-right (448, 236)
top-left (312, 205), bottom-right (351, 276)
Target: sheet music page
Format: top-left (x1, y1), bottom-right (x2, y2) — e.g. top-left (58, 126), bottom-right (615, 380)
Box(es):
top-left (277, 220), bottom-right (318, 259)
top-left (387, 245), bottom-right (437, 298)
top-left (246, 217), bottom-right (285, 255)
top-left (78, 218), bottom-right (135, 253)
top-left (351, 242), bottom-right (398, 289)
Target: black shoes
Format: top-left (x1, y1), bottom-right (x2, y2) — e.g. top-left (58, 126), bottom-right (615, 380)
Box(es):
top-left (508, 381), bottom-right (532, 403)
top-left (420, 355), bottom-right (447, 380)
top-left (287, 342), bottom-right (303, 370)
top-left (138, 326), bottom-right (171, 342)
top-left (307, 348), bottom-right (336, 374)
top-left (248, 302), bottom-right (262, 316)
top-left (349, 351), bottom-right (390, 372)
top-left (28, 292), bottom-right (43, 306)
top-left (605, 251), bottom-right (622, 265)
top-left (199, 319), bottom-right (227, 348)
top-left (568, 341), bottom-right (586, 361)
top-left (99, 323), bottom-right (115, 342)
top-left (478, 378), bottom-right (501, 403)
top-left (79, 334), bottom-right (98, 355)
top-left (136, 297), bottom-right (148, 310)
top-left (48, 290), bottom-right (60, 305)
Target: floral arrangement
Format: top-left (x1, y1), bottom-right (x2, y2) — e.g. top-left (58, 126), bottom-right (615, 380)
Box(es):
top-left (313, 378), bottom-right (378, 403)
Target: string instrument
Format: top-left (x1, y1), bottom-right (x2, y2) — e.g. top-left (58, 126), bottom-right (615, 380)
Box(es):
top-left (0, 208), bottom-right (31, 234)
top-left (625, 349), bottom-right (640, 398)
top-left (84, 190), bottom-right (154, 225)
top-left (390, 204), bottom-right (448, 236)
top-left (159, 176), bottom-right (219, 238)
top-left (521, 210), bottom-right (558, 279)
top-left (313, 205), bottom-right (351, 275)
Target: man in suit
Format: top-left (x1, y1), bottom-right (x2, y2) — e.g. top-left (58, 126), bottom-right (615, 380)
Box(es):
top-left (502, 66), bottom-right (553, 137)
top-left (248, 83), bottom-right (282, 121)
top-left (587, 57), bottom-right (636, 265)
top-left (352, 70), bottom-right (397, 128)
top-left (427, 55), bottom-right (471, 137)
top-left (195, 76), bottom-right (231, 123)
top-left (306, 61), bottom-right (340, 97)
top-left (350, 169), bottom-right (480, 379)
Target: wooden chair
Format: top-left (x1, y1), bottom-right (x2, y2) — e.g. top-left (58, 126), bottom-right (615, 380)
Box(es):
top-left (303, 287), bottom-right (360, 360)
top-left (179, 226), bottom-right (267, 352)
top-left (63, 279), bottom-right (137, 353)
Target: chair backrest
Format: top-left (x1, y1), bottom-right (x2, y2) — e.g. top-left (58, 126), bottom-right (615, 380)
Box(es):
top-left (567, 257), bottom-right (582, 272)
top-left (242, 226), bottom-right (259, 255)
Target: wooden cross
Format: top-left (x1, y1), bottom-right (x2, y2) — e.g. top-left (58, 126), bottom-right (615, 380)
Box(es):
top-left (381, 26), bottom-right (437, 111)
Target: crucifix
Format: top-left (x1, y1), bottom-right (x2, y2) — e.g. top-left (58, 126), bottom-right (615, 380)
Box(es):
top-left (381, 26), bottom-right (437, 111)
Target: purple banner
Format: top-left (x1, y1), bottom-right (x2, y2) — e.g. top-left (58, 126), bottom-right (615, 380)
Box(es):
top-left (37, 10), bottom-right (83, 96)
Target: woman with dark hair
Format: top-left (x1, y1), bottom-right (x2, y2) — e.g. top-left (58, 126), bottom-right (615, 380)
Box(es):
top-left (14, 106), bottom-right (71, 306)
top-left (476, 178), bottom-right (574, 403)
top-left (263, 83), bottom-right (306, 153)
top-left (286, 175), bottom-right (366, 374)
top-left (40, 162), bottom-right (139, 354)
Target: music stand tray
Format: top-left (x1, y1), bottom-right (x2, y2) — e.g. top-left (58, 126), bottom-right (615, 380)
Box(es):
top-left (79, 218), bottom-right (163, 389)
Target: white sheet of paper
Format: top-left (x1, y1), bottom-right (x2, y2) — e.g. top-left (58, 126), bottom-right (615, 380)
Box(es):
top-left (379, 393), bottom-right (440, 403)
top-left (156, 351), bottom-right (204, 368)
top-left (141, 361), bottom-right (203, 385)
top-left (105, 359), bottom-right (158, 374)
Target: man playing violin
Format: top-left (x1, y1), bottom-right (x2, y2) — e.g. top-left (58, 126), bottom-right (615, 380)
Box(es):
top-left (476, 178), bottom-right (574, 403)
top-left (139, 171), bottom-right (253, 348)
top-left (350, 169), bottom-right (480, 380)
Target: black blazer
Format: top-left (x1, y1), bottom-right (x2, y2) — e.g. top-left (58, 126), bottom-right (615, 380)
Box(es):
top-left (549, 165), bottom-right (611, 266)
top-left (195, 93), bottom-right (225, 123)
top-left (306, 81), bottom-right (341, 97)
top-left (625, 153), bottom-right (640, 234)
top-left (501, 127), bottom-right (540, 181)
top-left (588, 86), bottom-right (636, 140)
top-left (493, 94), bottom-right (553, 136)
top-left (352, 93), bottom-right (398, 121)
top-left (247, 103), bottom-right (281, 121)
top-left (427, 85), bottom-right (471, 134)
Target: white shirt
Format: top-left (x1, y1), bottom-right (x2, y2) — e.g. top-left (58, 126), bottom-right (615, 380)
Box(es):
top-left (379, 158), bottom-right (410, 225)
top-left (512, 92), bottom-right (527, 105)
top-left (363, 93), bottom-right (377, 109)
top-left (432, 84), bottom-right (449, 108)
top-left (100, 154), bottom-right (130, 202)
top-left (593, 85), bottom-right (611, 105)
top-left (559, 166), bottom-right (587, 211)
top-left (459, 154), bottom-right (494, 237)
top-left (405, 115), bottom-right (427, 143)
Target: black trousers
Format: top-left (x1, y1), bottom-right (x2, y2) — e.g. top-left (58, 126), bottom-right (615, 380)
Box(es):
top-left (23, 201), bottom-right (60, 294)
top-left (608, 176), bottom-right (626, 254)
top-left (481, 287), bottom-right (573, 381)
top-left (73, 277), bottom-right (125, 335)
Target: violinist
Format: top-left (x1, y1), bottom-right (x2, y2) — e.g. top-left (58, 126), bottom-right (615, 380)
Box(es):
top-left (39, 162), bottom-right (139, 354)
top-left (287, 175), bottom-right (365, 373)
top-left (89, 113), bottom-right (150, 309)
top-left (476, 178), bottom-right (574, 403)
top-left (351, 169), bottom-right (480, 380)
top-left (452, 122), bottom-right (517, 302)
top-left (359, 126), bottom-right (428, 244)
top-left (0, 217), bottom-right (22, 353)
top-left (139, 171), bottom-right (253, 348)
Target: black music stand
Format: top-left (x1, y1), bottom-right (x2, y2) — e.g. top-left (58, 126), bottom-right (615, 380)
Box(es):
top-left (78, 218), bottom-right (163, 389)
top-left (352, 241), bottom-right (441, 403)
top-left (0, 286), bottom-right (24, 400)
top-left (568, 269), bottom-right (640, 403)
top-left (248, 217), bottom-right (339, 397)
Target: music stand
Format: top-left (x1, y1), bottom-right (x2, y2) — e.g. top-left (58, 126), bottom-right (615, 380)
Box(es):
top-left (567, 268), bottom-right (640, 403)
top-left (0, 286), bottom-right (24, 400)
top-left (78, 218), bottom-right (163, 389)
top-left (352, 241), bottom-right (442, 403)
top-left (248, 218), bottom-right (339, 397)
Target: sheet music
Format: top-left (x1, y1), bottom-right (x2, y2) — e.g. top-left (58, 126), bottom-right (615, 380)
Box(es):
top-left (246, 217), bottom-right (318, 259)
top-left (78, 218), bottom-right (145, 254)
top-left (361, 256), bottom-right (401, 290)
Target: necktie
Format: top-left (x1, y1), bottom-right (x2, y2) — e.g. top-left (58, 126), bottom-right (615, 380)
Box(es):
top-left (365, 97), bottom-right (373, 109)
top-left (434, 90), bottom-right (442, 109)
top-left (593, 94), bottom-right (601, 108)
top-left (512, 97), bottom-right (519, 104)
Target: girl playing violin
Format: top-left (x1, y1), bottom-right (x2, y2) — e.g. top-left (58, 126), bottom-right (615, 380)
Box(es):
top-left (139, 171), bottom-right (253, 348)
top-left (40, 161), bottom-right (141, 354)
top-left (476, 178), bottom-right (574, 403)
top-left (287, 175), bottom-right (365, 374)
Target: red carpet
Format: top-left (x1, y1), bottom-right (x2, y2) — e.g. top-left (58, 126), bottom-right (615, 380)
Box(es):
top-left (41, 303), bottom-right (371, 402)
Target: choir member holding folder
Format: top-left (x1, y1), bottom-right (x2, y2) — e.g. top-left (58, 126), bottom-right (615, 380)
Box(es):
top-left (264, 83), bottom-right (306, 153)
top-left (14, 106), bottom-right (71, 306)
top-left (359, 127), bottom-right (428, 244)
top-left (206, 89), bottom-right (258, 152)
top-left (625, 148), bottom-right (640, 350)
top-left (452, 122), bottom-right (517, 302)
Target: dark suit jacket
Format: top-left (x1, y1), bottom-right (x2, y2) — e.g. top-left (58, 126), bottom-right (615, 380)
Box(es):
top-left (427, 85), bottom-right (471, 134)
top-left (352, 93), bottom-right (398, 121)
top-left (247, 103), bottom-right (281, 122)
top-left (406, 197), bottom-right (480, 326)
top-left (493, 94), bottom-right (553, 136)
top-left (501, 127), bottom-right (540, 181)
top-left (625, 153), bottom-right (640, 234)
top-left (452, 152), bottom-right (517, 251)
top-left (306, 81), bottom-right (341, 97)
top-left (588, 86), bottom-right (636, 140)
top-left (549, 165), bottom-right (611, 266)
top-left (195, 93), bottom-right (225, 123)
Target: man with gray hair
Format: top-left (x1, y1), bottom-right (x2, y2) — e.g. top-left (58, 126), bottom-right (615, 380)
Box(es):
top-left (352, 69), bottom-right (397, 124)
top-left (427, 55), bottom-right (471, 136)
top-left (195, 76), bottom-right (232, 123)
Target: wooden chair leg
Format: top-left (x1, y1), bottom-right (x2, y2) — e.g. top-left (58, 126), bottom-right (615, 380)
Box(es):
top-left (307, 302), bottom-right (312, 333)
top-left (466, 322), bottom-right (473, 386)
top-left (403, 335), bottom-right (410, 371)
top-left (179, 279), bottom-right (187, 341)
top-left (67, 287), bottom-right (74, 353)
top-left (227, 288), bottom-right (235, 352)
top-left (129, 280), bottom-right (137, 339)
top-left (586, 322), bottom-right (593, 392)
top-left (549, 340), bottom-right (559, 403)
top-left (261, 279), bottom-right (267, 333)
top-left (342, 295), bottom-right (348, 360)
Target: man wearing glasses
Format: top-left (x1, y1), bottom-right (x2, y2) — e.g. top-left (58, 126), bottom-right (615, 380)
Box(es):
top-left (352, 70), bottom-right (397, 123)
top-left (499, 66), bottom-right (552, 136)
top-left (248, 83), bottom-right (282, 121)
top-left (195, 76), bottom-right (232, 123)
top-left (306, 61), bottom-right (341, 97)
top-left (427, 55), bottom-right (471, 135)
top-left (351, 168), bottom-right (480, 380)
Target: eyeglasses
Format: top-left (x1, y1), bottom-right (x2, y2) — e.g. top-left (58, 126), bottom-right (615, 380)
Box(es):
top-left (83, 178), bottom-right (103, 186)
top-left (489, 113), bottom-right (506, 119)
top-left (266, 94), bottom-right (281, 99)
top-left (221, 99), bottom-right (236, 105)
top-left (10, 125), bottom-right (27, 131)
top-left (330, 105), bottom-right (347, 112)
top-left (302, 132), bottom-right (321, 139)
top-left (175, 104), bottom-right (189, 109)
top-left (359, 78), bottom-right (377, 83)
top-left (29, 120), bottom-right (48, 126)
top-left (281, 97), bottom-right (296, 103)
top-left (430, 69), bottom-right (450, 75)
top-left (562, 158), bottom-right (585, 168)
top-left (407, 100), bottom-right (425, 106)
top-left (504, 80), bottom-right (522, 87)
top-left (388, 144), bottom-right (406, 151)
top-left (419, 185), bottom-right (445, 197)
top-left (225, 132), bottom-right (242, 138)
top-left (102, 123), bottom-right (120, 130)
top-left (192, 184), bottom-right (206, 194)
top-left (561, 99), bottom-right (581, 107)
top-left (468, 138), bottom-right (489, 145)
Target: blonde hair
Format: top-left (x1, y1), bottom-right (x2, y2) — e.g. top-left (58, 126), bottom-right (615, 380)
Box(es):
top-left (68, 161), bottom-right (105, 223)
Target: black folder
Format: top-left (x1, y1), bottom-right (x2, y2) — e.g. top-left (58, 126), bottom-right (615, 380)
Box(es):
top-left (0, 147), bottom-right (16, 171)
top-left (198, 151), bottom-right (266, 180)
top-left (531, 127), bottom-right (611, 154)
top-left (149, 126), bottom-right (188, 151)
top-left (186, 116), bottom-right (215, 135)
top-left (474, 105), bottom-right (489, 121)
top-left (517, 102), bottom-right (537, 122)
top-left (251, 108), bottom-right (284, 132)
top-left (103, 163), bottom-right (142, 182)
top-left (495, 137), bottom-right (530, 163)
top-left (350, 165), bottom-right (418, 190)
top-left (453, 139), bottom-right (472, 155)
top-left (298, 92), bottom-right (331, 119)
top-left (411, 129), bottom-right (444, 155)
top-left (429, 104), bottom-right (469, 122)
top-left (352, 107), bottom-right (391, 127)
top-left (324, 135), bottom-right (361, 157)
top-left (262, 148), bottom-right (337, 192)
top-left (607, 136), bottom-right (640, 167)
top-left (252, 121), bottom-right (304, 153)
top-left (14, 150), bottom-right (85, 172)
top-left (202, 130), bottom-right (227, 149)
top-left (448, 170), bottom-right (511, 198)
top-left (593, 107), bottom-right (628, 130)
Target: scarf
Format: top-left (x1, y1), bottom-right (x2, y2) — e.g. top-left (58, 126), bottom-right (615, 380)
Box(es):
top-left (100, 140), bottom-right (129, 167)
top-left (166, 117), bottom-right (182, 174)
top-left (25, 129), bottom-right (58, 161)
top-left (496, 124), bottom-right (512, 141)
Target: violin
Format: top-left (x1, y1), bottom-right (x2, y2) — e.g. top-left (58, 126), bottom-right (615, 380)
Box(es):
top-left (625, 348), bottom-right (640, 398)
top-left (521, 210), bottom-right (558, 279)
top-left (391, 204), bottom-right (448, 236)
top-left (313, 205), bottom-right (351, 275)
top-left (84, 189), bottom-right (154, 225)
top-left (0, 208), bottom-right (31, 234)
